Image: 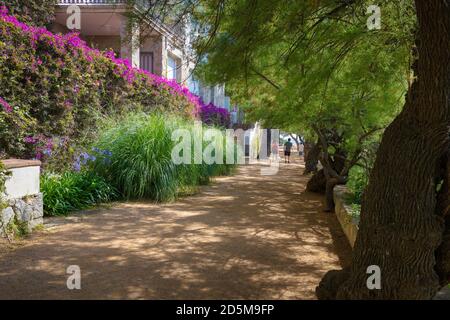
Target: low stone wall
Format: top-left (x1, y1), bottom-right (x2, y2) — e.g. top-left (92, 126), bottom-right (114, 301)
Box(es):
top-left (1, 159), bottom-right (43, 236)
top-left (333, 185), bottom-right (359, 248)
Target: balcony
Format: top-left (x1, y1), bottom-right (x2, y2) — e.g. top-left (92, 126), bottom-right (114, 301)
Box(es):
top-left (54, 2), bottom-right (126, 36)
top-left (57, 0), bottom-right (127, 4)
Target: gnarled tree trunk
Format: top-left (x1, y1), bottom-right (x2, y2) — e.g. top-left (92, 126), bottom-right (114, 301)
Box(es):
top-left (304, 140), bottom-right (320, 175)
top-left (436, 151), bottom-right (450, 285)
top-left (306, 169), bottom-right (327, 193)
top-left (319, 1), bottom-right (450, 299)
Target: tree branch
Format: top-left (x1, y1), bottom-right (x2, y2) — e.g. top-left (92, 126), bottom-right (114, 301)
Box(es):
top-left (250, 67), bottom-right (282, 90)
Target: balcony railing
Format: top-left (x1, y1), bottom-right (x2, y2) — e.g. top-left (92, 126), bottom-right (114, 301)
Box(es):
top-left (56, 0), bottom-right (185, 39)
top-left (57, 0), bottom-right (127, 5)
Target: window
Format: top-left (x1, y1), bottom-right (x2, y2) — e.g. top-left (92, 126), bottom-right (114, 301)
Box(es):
top-left (167, 56), bottom-right (177, 81)
top-left (140, 52), bottom-right (153, 73)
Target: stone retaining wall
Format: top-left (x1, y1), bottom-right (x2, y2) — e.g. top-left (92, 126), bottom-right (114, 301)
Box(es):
top-left (1, 159), bottom-right (43, 236)
top-left (333, 185), bottom-right (359, 248)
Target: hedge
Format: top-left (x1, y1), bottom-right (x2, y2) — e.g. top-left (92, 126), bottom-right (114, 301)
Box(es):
top-left (0, 6), bottom-right (201, 163)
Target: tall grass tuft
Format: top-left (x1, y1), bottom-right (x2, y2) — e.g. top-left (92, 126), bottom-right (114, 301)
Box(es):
top-left (92, 113), bottom-right (236, 202)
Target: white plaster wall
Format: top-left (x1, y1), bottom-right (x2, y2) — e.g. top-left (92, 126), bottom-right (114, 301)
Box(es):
top-left (4, 166), bottom-right (40, 199)
top-left (120, 19), bottom-right (140, 68)
top-left (84, 35), bottom-right (121, 54)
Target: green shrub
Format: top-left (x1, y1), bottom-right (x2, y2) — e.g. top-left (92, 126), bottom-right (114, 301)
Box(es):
top-left (350, 203), bottom-right (361, 220)
top-left (94, 114), bottom-right (178, 201)
top-left (0, 161), bottom-right (8, 193)
top-left (175, 122), bottom-right (236, 189)
top-left (41, 113), bottom-right (237, 215)
top-left (346, 166), bottom-right (369, 205)
top-left (41, 171), bottom-right (118, 216)
top-left (0, 10), bottom-right (198, 164)
top-left (0, 160), bottom-right (11, 210)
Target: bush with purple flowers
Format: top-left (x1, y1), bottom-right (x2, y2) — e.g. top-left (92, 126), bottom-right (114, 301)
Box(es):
top-left (199, 101), bottom-right (231, 128)
top-left (73, 148), bottom-right (112, 172)
top-left (0, 97), bottom-right (12, 113)
top-left (0, 6), bottom-right (201, 162)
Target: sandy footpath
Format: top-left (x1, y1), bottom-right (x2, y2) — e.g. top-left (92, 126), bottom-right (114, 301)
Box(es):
top-left (0, 158), bottom-right (351, 299)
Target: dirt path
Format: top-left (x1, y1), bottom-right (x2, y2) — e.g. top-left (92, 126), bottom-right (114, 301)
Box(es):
top-left (0, 157), bottom-right (351, 299)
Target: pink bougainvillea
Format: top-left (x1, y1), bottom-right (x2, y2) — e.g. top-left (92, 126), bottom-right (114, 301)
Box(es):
top-left (198, 100), bottom-right (231, 128)
top-left (0, 6), bottom-right (232, 163)
top-left (0, 5), bottom-right (201, 112)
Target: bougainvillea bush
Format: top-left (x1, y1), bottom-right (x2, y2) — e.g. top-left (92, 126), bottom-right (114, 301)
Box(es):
top-left (199, 101), bottom-right (230, 128)
top-left (0, 7), bottom-right (202, 166)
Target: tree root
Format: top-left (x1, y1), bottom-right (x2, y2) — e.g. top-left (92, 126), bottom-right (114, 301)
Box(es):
top-left (316, 268), bottom-right (350, 300)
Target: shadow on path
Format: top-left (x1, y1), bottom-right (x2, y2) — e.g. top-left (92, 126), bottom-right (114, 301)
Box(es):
top-left (0, 157), bottom-right (351, 299)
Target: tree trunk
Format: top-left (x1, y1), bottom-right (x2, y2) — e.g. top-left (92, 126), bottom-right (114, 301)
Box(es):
top-left (324, 177), bottom-right (339, 212)
top-left (319, 1), bottom-right (450, 299)
top-left (306, 149), bottom-right (346, 197)
top-left (436, 151), bottom-right (450, 285)
top-left (290, 134), bottom-right (300, 152)
top-left (323, 148), bottom-right (348, 211)
top-left (304, 140), bottom-right (320, 175)
top-left (306, 169), bottom-right (327, 193)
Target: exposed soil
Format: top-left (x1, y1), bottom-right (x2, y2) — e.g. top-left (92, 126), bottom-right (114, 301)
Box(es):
top-left (0, 157), bottom-right (352, 299)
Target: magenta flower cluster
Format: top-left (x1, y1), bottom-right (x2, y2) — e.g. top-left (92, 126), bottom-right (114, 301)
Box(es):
top-left (0, 97), bottom-right (12, 112)
top-left (0, 6), bottom-right (202, 113)
top-left (23, 134), bottom-right (55, 160)
top-left (199, 100), bottom-right (231, 128)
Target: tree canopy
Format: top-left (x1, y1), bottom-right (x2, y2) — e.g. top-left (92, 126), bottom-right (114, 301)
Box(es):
top-left (192, 0), bottom-right (416, 210)
top-left (194, 0), bottom-right (415, 136)
top-left (190, 0), bottom-right (450, 298)
top-left (129, 0), bottom-right (449, 299)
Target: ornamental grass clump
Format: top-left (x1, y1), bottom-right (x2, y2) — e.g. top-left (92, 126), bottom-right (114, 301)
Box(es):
top-left (92, 114), bottom-right (179, 202)
top-left (91, 113), bottom-right (235, 202)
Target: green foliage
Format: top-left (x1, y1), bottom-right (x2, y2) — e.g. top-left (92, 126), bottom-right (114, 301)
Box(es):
top-left (346, 166), bottom-right (369, 205)
top-left (40, 112), bottom-right (236, 216)
top-left (350, 203), bottom-right (362, 220)
top-left (91, 113), bottom-right (235, 202)
top-left (6, 216), bottom-right (29, 238)
top-left (0, 14), bottom-right (197, 162)
top-left (346, 139), bottom-right (378, 205)
top-left (0, 161), bottom-right (8, 194)
top-left (0, 161), bottom-right (11, 210)
top-left (92, 114), bottom-right (178, 201)
top-left (194, 0), bottom-right (415, 176)
top-left (41, 171), bottom-right (118, 216)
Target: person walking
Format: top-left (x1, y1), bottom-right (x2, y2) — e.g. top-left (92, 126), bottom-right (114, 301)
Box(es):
top-left (284, 138), bottom-right (293, 164)
top-left (271, 141), bottom-right (279, 162)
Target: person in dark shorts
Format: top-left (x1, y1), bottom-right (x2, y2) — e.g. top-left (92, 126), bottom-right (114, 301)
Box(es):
top-left (284, 138), bottom-right (293, 163)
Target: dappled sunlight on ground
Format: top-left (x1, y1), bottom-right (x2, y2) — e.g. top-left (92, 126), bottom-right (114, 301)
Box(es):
top-left (0, 156), bottom-right (351, 300)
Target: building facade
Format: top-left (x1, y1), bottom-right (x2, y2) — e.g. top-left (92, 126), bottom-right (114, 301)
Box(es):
top-left (53, 1), bottom-right (188, 82)
top-left (53, 0), bottom-right (241, 120)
